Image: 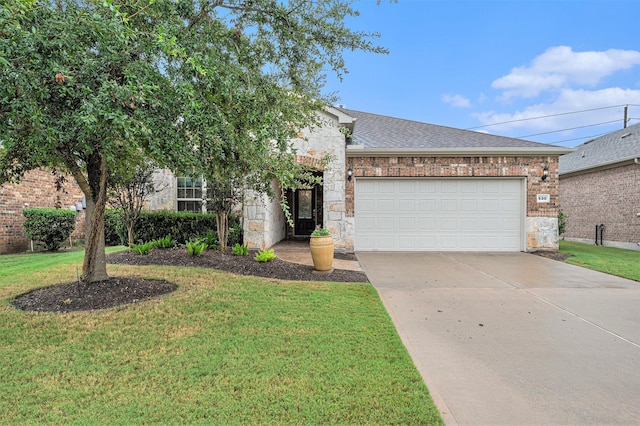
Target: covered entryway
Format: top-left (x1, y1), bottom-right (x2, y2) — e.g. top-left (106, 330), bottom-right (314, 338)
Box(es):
top-left (355, 178), bottom-right (524, 251)
top-left (285, 170), bottom-right (324, 238)
top-left (293, 187), bottom-right (320, 236)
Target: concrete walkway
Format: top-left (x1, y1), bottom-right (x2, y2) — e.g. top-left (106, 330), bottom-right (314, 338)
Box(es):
top-left (358, 252), bottom-right (640, 425)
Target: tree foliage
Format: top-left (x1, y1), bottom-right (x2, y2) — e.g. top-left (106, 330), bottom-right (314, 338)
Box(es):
top-left (0, 0), bottom-right (386, 283)
top-left (109, 161), bottom-right (159, 247)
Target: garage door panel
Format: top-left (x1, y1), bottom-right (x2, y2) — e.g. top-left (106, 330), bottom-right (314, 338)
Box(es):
top-left (461, 181), bottom-right (478, 193)
top-left (501, 218), bottom-right (520, 231)
top-left (418, 181), bottom-right (437, 193)
top-left (359, 216), bottom-right (376, 231)
top-left (442, 217), bottom-right (458, 230)
top-left (377, 216), bottom-right (395, 228)
top-left (439, 236), bottom-right (459, 250)
top-left (359, 199), bottom-right (376, 212)
top-left (419, 199), bottom-right (437, 211)
top-left (442, 199), bottom-right (458, 211)
top-left (461, 199), bottom-right (478, 211)
top-left (480, 217), bottom-right (500, 231)
top-left (399, 198), bottom-right (416, 211)
top-left (378, 199), bottom-right (395, 211)
top-left (399, 181), bottom-right (416, 193)
top-left (399, 218), bottom-right (415, 230)
top-left (460, 218), bottom-right (478, 230)
top-left (481, 236), bottom-right (501, 250)
top-left (418, 217), bottom-right (437, 230)
top-left (356, 178), bottom-right (523, 252)
top-left (481, 181), bottom-right (501, 193)
top-left (441, 182), bottom-right (458, 193)
top-left (460, 236), bottom-right (481, 249)
top-left (377, 235), bottom-right (395, 249)
top-left (377, 181), bottom-right (396, 193)
top-left (398, 235), bottom-right (418, 250)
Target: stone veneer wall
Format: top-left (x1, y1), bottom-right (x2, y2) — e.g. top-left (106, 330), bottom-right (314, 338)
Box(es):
top-left (243, 111), bottom-right (348, 251)
top-left (560, 163), bottom-right (640, 250)
top-left (147, 168), bottom-right (177, 211)
top-left (292, 114), bottom-right (348, 250)
top-left (243, 181), bottom-right (287, 249)
top-left (0, 168), bottom-right (86, 254)
top-left (345, 155), bottom-right (561, 252)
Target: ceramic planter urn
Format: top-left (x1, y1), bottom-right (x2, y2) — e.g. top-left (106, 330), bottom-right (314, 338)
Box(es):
top-left (309, 235), bottom-right (334, 271)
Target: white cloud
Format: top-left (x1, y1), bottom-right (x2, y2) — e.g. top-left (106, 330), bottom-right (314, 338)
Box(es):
top-left (474, 87), bottom-right (640, 133)
top-left (442, 93), bottom-right (471, 108)
top-left (492, 46), bottom-right (640, 99)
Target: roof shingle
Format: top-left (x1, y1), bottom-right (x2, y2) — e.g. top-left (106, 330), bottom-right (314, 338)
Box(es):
top-left (339, 108), bottom-right (562, 150)
top-left (559, 123), bottom-right (640, 175)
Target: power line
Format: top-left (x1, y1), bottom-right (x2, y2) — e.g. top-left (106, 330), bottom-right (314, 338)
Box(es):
top-left (466, 104), bottom-right (639, 130)
top-left (543, 131), bottom-right (612, 146)
top-left (515, 119), bottom-right (622, 139)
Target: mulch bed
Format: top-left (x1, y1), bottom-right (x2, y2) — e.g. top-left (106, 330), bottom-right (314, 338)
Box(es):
top-left (12, 277), bottom-right (178, 313)
top-left (12, 248), bottom-right (569, 313)
top-left (106, 247), bottom-right (369, 283)
top-left (11, 248), bottom-right (369, 313)
top-left (530, 250), bottom-right (572, 262)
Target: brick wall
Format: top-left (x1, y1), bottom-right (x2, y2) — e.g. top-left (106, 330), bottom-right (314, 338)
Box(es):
top-left (560, 163), bottom-right (640, 246)
top-left (346, 155), bottom-right (560, 218)
top-left (0, 169), bottom-right (86, 254)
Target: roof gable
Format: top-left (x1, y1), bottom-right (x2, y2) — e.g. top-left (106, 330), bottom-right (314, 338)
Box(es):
top-left (559, 123), bottom-right (640, 175)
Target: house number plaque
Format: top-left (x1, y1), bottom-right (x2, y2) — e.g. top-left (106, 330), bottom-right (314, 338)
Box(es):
top-left (536, 194), bottom-right (550, 203)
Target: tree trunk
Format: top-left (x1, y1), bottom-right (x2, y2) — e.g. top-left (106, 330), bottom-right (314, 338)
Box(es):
top-left (215, 211), bottom-right (228, 249)
top-left (82, 155), bottom-right (109, 284)
top-left (127, 223), bottom-right (135, 247)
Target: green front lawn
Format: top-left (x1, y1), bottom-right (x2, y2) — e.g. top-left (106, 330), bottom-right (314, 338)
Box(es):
top-left (0, 251), bottom-right (443, 424)
top-left (560, 240), bottom-right (640, 281)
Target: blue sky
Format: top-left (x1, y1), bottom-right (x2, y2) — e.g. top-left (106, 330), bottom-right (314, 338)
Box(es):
top-left (324, 0), bottom-right (640, 147)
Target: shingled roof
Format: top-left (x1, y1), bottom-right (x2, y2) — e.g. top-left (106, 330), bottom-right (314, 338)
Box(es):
top-left (559, 123), bottom-right (640, 175)
top-left (338, 108), bottom-right (570, 154)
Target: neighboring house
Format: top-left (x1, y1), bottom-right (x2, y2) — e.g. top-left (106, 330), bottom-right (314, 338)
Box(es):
top-left (240, 107), bottom-right (572, 252)
top-left (0, 168), bottom-right (86, 254)
top-left (559, 123), bottom-right (640, 250)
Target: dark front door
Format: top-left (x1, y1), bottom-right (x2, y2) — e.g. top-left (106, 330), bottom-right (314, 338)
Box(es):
top-left (294, 188), bottom-right (316, 236)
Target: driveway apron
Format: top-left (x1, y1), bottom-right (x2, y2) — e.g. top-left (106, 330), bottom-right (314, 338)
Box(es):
top-left (357, 252), bottom-right (640, 425)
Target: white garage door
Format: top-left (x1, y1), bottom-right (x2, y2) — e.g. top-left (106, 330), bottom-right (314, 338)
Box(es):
top-left (355, 178), bottom-right (524, 251)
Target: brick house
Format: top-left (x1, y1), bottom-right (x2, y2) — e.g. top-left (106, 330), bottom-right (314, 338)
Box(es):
top-left (0, 169), bottom-right (86, 254)
top-left (2, 107), bottom-right (571, 255)
top-left (244, 108), bottom-right (572, 252)
top-left (559, 123), bottom-right (640, 250)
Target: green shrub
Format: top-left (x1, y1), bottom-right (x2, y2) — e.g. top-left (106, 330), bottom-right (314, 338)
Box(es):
top-left (112, 211), bottom-right (242, 248)
top-left (22, 208), bottom-right (77, 251)
top-left (132, 211), bottom-right (217, 245)
top-left (558, 210), bottom-right (567, 236)
top-left (104, 208), bottom-right (126, 246)
top-left (131, 241), bottom-right (154, 255)
top-left (186, 240), bottom-right (207, 256)
top-left (228, 214), bottom-right (243, 247)
top-left (232, 243), bottom-right (249, 256)
top-left (255, 248), bottom-right (276, 262)
top-left (153, 234), bottom-right (175, 249)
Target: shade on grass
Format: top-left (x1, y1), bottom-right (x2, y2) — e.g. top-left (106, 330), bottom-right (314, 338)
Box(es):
top-left (0, 253), bottom-right (443, 424)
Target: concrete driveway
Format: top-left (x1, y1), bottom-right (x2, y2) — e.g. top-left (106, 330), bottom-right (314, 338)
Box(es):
top-left (357, 252), bottom-right (640, 425)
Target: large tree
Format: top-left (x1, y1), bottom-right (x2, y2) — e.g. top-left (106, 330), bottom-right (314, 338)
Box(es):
top-left (0, 0), bottom-right (386, 284)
